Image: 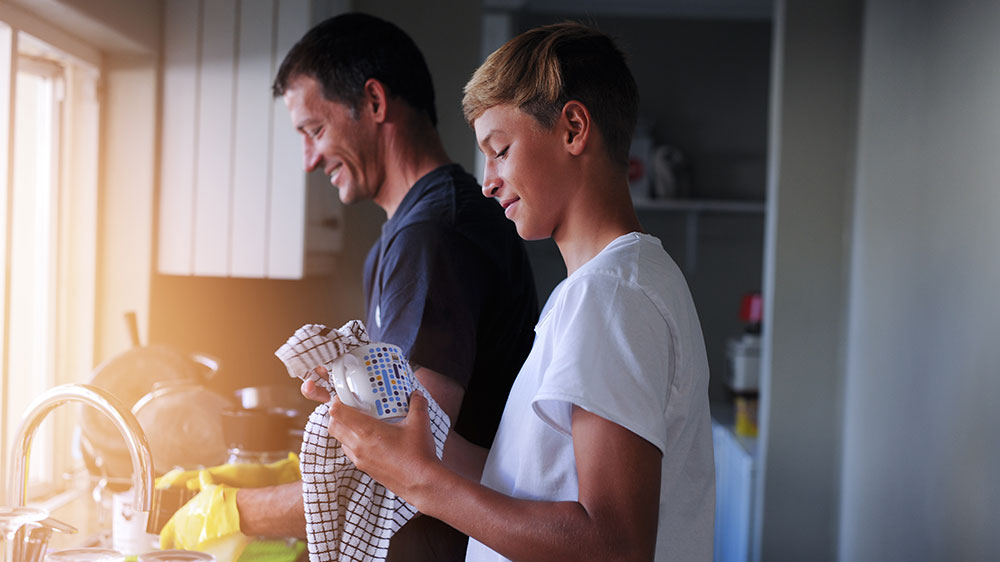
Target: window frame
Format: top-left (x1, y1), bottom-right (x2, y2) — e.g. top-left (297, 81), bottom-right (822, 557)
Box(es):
top-left (0, 14), bottom-right (101, 503)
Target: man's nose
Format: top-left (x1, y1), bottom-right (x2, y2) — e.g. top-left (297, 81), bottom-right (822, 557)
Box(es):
top-left (304, 140), bottom-right (322, 172)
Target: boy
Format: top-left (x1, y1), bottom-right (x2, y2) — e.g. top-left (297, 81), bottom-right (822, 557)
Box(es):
top-left (315, 22), bottom-right (715, 561)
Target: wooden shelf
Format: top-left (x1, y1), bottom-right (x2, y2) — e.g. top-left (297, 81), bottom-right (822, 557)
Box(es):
top-left (632, 198), bottom-right (766, 274)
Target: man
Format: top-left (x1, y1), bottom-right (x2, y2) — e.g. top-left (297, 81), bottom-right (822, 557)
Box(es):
top-left (237, 12), bottom-right (538, 561)
top-left (317, 22), bottom-right (715, 561)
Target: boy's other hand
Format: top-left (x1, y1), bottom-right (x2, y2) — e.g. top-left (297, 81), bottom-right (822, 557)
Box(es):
top-left (301, 366), bottom-right (332, 403)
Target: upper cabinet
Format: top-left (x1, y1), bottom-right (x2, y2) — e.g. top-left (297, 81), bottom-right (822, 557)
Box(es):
top-left (158, 0), bottom-right (344, 279)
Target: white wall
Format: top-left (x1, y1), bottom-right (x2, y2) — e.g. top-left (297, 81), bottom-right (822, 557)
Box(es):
top-left (839, 0), bottom-right (1000, 559)
top-left (756, 0), bottom-right (860, 559)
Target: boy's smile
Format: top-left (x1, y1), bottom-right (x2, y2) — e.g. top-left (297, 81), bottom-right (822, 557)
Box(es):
top-left (474, 104), bottom-right (568, 240)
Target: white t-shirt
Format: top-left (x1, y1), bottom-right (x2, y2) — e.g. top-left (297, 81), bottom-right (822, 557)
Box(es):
top-left (465, 232), bottom-right (715, 562)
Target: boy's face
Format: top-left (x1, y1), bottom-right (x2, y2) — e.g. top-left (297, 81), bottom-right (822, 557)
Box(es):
top-left (283, 75), bottom-right (382, 205)
top-left (474, 105), bottom-right (569, 240)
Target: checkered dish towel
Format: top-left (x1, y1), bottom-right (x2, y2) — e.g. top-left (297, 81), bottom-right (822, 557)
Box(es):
top-left (275, 320), bottom-right (451, 562)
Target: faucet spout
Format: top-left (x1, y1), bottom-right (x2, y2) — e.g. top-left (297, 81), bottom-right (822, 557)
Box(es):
top-left (6, 384), bottom-right (153, 511)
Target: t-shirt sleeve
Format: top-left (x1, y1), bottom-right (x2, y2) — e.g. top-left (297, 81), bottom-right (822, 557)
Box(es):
top-left (374, 222), bottom-right (488, 388)
top-left (532, 274), bottom-right (674, 454)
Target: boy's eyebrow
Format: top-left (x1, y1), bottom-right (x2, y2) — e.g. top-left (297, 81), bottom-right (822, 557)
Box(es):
top-left (477, 130), bottom-right (498, 150)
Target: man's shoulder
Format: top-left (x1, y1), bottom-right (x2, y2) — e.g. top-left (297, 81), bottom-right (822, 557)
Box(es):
top-left (399, 165), bottom-right (511, 238)
top-left (397, 164), bottom-right (471, 224)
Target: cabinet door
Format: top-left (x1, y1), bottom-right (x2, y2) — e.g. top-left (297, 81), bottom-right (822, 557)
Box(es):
top-left (158, 0), bottom-right (341, 279)
top-left (158, 0), bottom-right (198, 276)
top-left (193, 0), bottom-right (237, 277)
top-left (266, 0), bottom-right (311, 279)
top-left (230, 0), bottom-right (275, 278)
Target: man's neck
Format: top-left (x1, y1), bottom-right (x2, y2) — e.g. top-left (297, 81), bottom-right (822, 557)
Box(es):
top-left (373, 119), bottom-right (451, 219)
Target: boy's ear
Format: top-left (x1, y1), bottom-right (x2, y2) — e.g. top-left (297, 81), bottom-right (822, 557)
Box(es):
top-left (560, 100), bottom-right (591, 156)
top-left (362, 78), bottom-right (389, 123)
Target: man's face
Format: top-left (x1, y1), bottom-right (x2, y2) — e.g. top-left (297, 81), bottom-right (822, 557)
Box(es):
top-left (474, 104), bottom-right (568, 240)
top-left (283, 75), bottom-right (381, 204)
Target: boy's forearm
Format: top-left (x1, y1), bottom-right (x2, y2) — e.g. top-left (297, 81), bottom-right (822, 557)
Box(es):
top-left (236, 481), bottom-right (306, 539)
top-left (410, 465), bottom-right (616, 562)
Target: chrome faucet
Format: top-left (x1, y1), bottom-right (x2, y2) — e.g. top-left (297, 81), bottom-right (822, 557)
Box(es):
top-left (6, 384), bottom-right (153, 511)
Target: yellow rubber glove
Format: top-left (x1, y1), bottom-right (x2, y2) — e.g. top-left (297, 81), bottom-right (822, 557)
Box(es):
top-left (156, 452), bottom-right (301, 490)
top-left (157, 453), bottom-right (301, 553)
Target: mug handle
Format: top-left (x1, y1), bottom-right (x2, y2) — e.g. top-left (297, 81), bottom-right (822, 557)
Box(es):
top-left (330, 353), bottom-right (369, 413)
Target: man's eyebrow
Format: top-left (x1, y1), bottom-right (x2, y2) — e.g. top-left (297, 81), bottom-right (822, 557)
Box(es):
top-left (295, 117), bottom-right (320, 132)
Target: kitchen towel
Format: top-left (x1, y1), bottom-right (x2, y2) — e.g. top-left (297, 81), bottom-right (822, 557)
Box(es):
top-left (275, 320), bottom-right (450, 562)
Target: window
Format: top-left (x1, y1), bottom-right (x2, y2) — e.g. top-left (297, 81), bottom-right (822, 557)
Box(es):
top-left (0, 23), bottom-right (100, 500)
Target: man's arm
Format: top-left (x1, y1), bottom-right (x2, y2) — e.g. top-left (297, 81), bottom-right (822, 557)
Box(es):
top-left (411, 366), bottom-right (489, 481)
top-left (236, 480), bottom-right (306, 539)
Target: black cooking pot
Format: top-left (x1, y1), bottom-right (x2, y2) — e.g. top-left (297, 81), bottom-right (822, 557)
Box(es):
top-left (78, 344), bottom-right (225, 486)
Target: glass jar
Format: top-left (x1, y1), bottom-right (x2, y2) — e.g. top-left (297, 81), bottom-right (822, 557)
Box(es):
top-left (220, 408), bottom-right (294, 464)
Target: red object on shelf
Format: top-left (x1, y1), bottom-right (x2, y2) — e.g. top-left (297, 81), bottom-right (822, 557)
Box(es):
top-left (740, 292), bottom-right (763, 325)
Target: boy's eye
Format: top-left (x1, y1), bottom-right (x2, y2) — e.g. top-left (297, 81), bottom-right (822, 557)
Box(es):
top-left (495, 146), bottom-right (509, 159)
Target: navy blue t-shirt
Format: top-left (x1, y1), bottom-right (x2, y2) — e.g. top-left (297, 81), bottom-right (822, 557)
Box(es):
top-left (363, 164), bottom-right (537, 448)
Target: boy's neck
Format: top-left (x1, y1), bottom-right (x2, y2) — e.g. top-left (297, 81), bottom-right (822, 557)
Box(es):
top-left (554, 169), bottom-right (642, 275)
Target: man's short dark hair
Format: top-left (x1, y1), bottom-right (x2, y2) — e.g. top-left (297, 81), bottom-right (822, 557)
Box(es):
top-left (272, 12), bottom-right (437, 126)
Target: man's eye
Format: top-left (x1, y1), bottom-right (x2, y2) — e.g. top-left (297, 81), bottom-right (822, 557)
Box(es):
top-left (310, 127), bottom-right (323, 138)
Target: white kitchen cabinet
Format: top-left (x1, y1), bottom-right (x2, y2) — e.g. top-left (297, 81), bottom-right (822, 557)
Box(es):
top-left (158, 0), bottom-right (344, 279)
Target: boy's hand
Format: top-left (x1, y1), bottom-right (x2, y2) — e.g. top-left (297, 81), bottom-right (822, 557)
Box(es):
top-left (327, 391), bottom-right (440, 504)
top-left (300, 366), bottom-right (332, 403)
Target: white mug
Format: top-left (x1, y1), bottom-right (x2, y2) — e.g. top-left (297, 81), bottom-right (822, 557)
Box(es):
top-left (330, 343), bottom-right (414, 420)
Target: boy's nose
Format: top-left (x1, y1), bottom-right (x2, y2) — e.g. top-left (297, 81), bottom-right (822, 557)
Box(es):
top-left (481, 165), bottom-right (501, 198)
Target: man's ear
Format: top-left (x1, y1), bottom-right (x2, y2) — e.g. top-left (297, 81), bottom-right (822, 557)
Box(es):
top-left (560, 100), bottom-right (592, 156)
top-left (362, 78), bottom-right (389, 123)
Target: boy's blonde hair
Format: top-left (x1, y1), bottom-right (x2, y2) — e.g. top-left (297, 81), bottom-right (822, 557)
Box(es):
top-left (463, 22), bottom-right (639, 170)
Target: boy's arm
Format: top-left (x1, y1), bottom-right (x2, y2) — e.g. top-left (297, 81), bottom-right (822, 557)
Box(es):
top-left (330, 395), bottom-right (661, 562)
